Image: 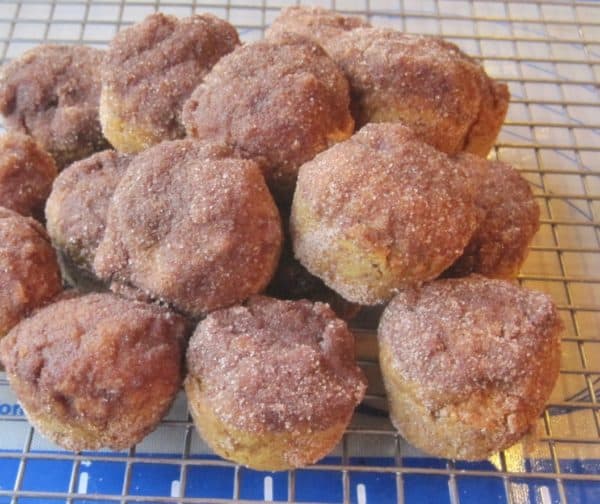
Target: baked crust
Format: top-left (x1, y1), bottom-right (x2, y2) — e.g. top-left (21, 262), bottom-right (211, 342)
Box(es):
top-left (328, 29), bottom-right (509, 156)
top-left (46, 149), bottom-right (131, 276)
top-left (100, 13), bottom-right (239, 153)
top-left (446, 154), bottom-right (540, 278)
top-left (0, 132), bottom-right (57, 220)
top-left (266, 6), bottom-right (369, 53)
top-left (291, 123), bottom-right (480, 304)
top-left (0, 45), bottom-right (108, 168)
top-left (0, 293), bottom-right (186, 451)
top-left (183, 34), bottom-right (354, 202)
top-left (185, 296), bottom-right (366, 469)
top-left (0, 207), bottom-right (62, 338)
top-left (378, 276), bottom-right (562, 460)
top-left (94, 139), bottom-right (282, 316)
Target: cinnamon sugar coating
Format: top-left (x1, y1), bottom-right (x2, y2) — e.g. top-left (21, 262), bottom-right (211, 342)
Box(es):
top-left (93, 139), bottom-right (282, 317)
top-left (46, 150), bottom-right (132, 276)
top-left (0, 132), bottom-right (57, 220)
top-left (266, 6), bottom-right (369, 52)
top-left (185, 296), bottom-right (366, 469)
top-left (0, 45), bottom-right (109, 169)
top-left (100, 13), bottom-right (239, 153)
top-left (446, 155), bottom-right (540, 278)
top-left (182, 34), bottom-right (354, 201)
top-left (0, 207), bottom-right (63, 339)
top-left (290, 123), bottom-right (480, 305)
top-left (328, 29), bottom-right (509, 156)
top-left (378, 276), bottom-right (563, 460)
top-left (0, 293), bottom-right (186, 451)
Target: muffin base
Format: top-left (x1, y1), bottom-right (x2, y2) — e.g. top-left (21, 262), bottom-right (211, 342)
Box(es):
top-left (185, 375), bottom-right (348, 470)
top-left (7, 372), bottom-right (178, 452)
top-left (380, 343), bottom-right (540, 460)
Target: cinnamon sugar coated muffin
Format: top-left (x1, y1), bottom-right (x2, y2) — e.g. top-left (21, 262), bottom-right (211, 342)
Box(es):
top-left (0, 207), bottom-right (62, 339)
top-left (328, 29), bottom-right (509, 156)
top-left (100, 13), bottom-right (239, 153)
top-left (185, 296), bottom-right (366, 470)
top-left (446, 154), bottom-right (540, 278)
top-left (45, 149), bottom-right (132, 287)
top-left (0, 132), bottom-right (57, 220)
top-left (266, 6), bottom-right (370, 52)
top-left (0, 293), bottom-right (186, 451)
top-left (378, 276), bottom-right (563, 460)
top-left (0, 45), bottom-right (108, 169)
top-left (0, 6), bottom-right (564, 470)
top-left (291, 123), bottom-right (480, 305)
top-left (94, 139), bottom-right (282, 316)
top-left (182, 34), bottom-right (355, 200)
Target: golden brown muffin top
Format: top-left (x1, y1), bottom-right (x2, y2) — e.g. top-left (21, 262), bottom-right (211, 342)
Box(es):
top-left (291, 122), bottom-right (480, 302)
top-left (187, 296), bottom-right (366, 433)
top-left (0, 45), bottom-right (108, 168)
top-left (378, 276), bottom-right (563, 411)
top-left (45, 149), bottom-right (132, 271)
top-left (266, 6), bottom-right (370, 52)
top-left (446, 155), bottom-right (540, 278)
top-left (93, 139), bottom-right (282, 317)
top-left (102, 12), bottom-right (239, 143)
top-left (0, 132), bottom-right (57, 220)
top-left (0, 293), bottom-right (186, 447)
top-left (0, 207), bottom-right (63, 337)
top-left (182, 33), bottom-right (354, 200)
top-left (328, 28), bottom-right (508, 154)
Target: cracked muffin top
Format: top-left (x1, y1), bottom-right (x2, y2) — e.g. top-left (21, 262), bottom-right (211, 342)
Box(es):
top-left (101, 12), bottom-right (239, 152)
top-left (0, 45), bottom-right (108, 168)
top-left (182, 33), bottom-right (354, 202)
top-left (0, 292), bottom-right (187, 451)
top-left (327, 29), bottom-right (509, 156)
top-left (378, 275), bottom-right (563, 411)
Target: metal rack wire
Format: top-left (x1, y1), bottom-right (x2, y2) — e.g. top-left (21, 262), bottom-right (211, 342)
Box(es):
top-left (0, 0), bottom-right (599, 503)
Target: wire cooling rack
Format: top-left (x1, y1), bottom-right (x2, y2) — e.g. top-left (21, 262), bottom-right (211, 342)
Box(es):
top-left (1, 0), bottom-right (600, 503)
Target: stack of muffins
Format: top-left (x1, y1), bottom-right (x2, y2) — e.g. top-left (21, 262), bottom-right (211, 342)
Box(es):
top-left (0, 6), bottom-right (562, 469)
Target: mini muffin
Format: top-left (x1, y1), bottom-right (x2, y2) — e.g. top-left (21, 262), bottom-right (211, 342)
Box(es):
top-left (446, 155), bottom-right (540, 278)
top-left (0, 293), bottom-right (186, 451)
top-left (0, 207), bottom-right (62, 339)
top-left (45, 149), bottom-right (132, 288)
top-left (378, 276), bottom-right (563, 460)
top-left (0, 132), bottom-right (57, 220)
top-left (328, 29), bottom-right (509, 156)
top-left (290, 123), bottom-right (480, 305)
top-left (266, 6), bottom-right (369, 53)
top-left (0, 45), bottom-right (108, 169)
top-left (183, 34), bottom-right (354, 201)
top-left (94, 139), bottom-right (282, 317)
top-left (185, 295), bottom-right (366, 470)
top-left (100, 13), bottom-right (239, 153)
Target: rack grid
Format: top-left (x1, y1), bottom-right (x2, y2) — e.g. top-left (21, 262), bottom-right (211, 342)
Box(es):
top-left (0, 0), bottom-right (599, 503)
